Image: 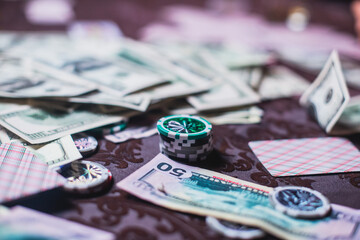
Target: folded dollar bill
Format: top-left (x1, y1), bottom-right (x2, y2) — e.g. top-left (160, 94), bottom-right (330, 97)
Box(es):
top-left (300, 50), bottom-right (350, 133)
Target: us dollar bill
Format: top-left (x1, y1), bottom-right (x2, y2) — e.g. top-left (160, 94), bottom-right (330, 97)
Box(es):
top-left (166, 102), bottom-right (263, 125)
top-left (330, 96), bottom-right (360, 135)
top-left (105, 125), bottom-right (157, 143)
top-left (59, 91), bottom-right (151, 112)
top-left (117, 39), bottom-right (213, 101)
top-left (0, 127), bottom-right (81, 168)
top-left (186, 50), bottom-right (260, 111)
top-left (0, 57), bottom-right (95, 98)
top-left (6, 34), bottom-right (169, 97)
top-left (300, 50), bottom-right (350, 133)
top-left (258, 66), bottom-right (309, 100)
top-left (118, 154), bottom-right (360, 240)
top-left (0, 103), bottom-right (124, 144)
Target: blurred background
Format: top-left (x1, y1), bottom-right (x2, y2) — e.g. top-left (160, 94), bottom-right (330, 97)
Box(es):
top-left (0, 0), bottom-right (355, 39)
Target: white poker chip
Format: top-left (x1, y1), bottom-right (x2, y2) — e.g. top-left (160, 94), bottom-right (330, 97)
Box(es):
top-left (59, 160), bottom-right (112, 194)
top-left (73, 134), bottom-right (98, 157)
top-left (270, 186), bottom-right (331, 219)
top-left (206, 216), bottom-right (265, 239)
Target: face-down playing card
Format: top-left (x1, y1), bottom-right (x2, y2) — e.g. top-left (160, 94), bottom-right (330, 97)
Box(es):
top-left (0, 142), bottom-right (65, 203)
top-left (249, 137), bottom-right (360, 177)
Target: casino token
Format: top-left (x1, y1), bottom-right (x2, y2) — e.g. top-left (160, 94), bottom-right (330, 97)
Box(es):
top-left (160, 136), bottom-right (214, 149)
top-left (72, 133), bottom-right (98, 157)
top-left (160, 151), bottom-right (207, 162)
top-left (159, 139), bottom-right (213, 152)
top-left (160, 134), bottom-right (213, 147)
top-left (59, 160), bottom-right (112, 194)
top-left (160, 140), bottom-right (213, 152)
top-left (161, 142), bottom-right (213, 155)
top-left (270, 186), bottom-right (331, 219)
top-left (157, 115), bottom-right (212, 140)
top-left (206, 216), bottom-right (265, 239)
top-left (160, 147), bottom-right (209, 162)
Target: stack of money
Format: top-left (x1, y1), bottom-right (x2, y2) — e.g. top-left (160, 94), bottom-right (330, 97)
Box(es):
top-left (0, 31), bottom-right (358, 163)
top-left (0, 32), bottom-right (293, 150)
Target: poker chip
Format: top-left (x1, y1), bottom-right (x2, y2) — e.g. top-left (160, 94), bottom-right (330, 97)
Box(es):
top-left (72, 133), bottom-right (98, 157)
top-left (59, 160), bottom-right (112, 194)
top-left (157, 115), bottom-right (213, 162)
top-left (206, 216), bottom-right (265, 239)
top-left (157, 115), bottom-right (212, 140)
top-left (270, 186), bottom-right (331, 219)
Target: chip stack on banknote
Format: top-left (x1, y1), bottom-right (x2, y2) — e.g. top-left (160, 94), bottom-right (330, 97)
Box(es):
top-left (157, 115), bottom-right (213, 162)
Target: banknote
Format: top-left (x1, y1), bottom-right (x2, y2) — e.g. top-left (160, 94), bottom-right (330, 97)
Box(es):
top-left (186, 50), bottom-right (260, 111)
top-left (61, 57), bottom-right (169, 96)
top-left (6, 34), bottom-right (169, 96)
top-left (330, 96), bottom-right (360, 135)
top-left (0, 127), bottom-right (81, 168)
top-left (163, 98), bottom-right (263, 125)
top-left (202, 43), bottom-right (273, 69)
top-left (118, 153), bottom-right (360, 240)
top-left (0, 206), bottom-right (115, 240)
top-left (258, 66), bottom-right (310, 100)
top-left (0, 56), bottom-right (95, 98)
top-left (61, 90), bottom-right (151, 112)
top-left (0, 103), bottom-right (124, 144)
top-left (166, 102), bottom-right (263, 125)
top-left (149, 41), bottom-right (273, 69)
top-left (117, 39), bottom-right (213, 101)
top-left (201, 106), bottom-right (263, 125)
top-left (229, 67), bottom-right (263, 90)
top-left (344, 67), bottom-right (360, 90)
top-left (105, 125), bottom-right (157, 143)
top-left (300, 50), bottom-right (350, 133)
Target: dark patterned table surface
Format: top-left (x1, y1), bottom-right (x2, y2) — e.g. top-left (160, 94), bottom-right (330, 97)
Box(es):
top-left (7, 93), bottom-right (359, 240)
top-left (1, 1), bottom-right (359, 239)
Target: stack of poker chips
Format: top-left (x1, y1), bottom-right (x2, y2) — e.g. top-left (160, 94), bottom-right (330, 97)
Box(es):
top-left (157, 115), bottom-right (213, 162)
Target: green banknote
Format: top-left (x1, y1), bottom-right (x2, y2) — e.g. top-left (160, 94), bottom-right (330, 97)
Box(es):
top-left (0, 57), bottom-right (95, 98)
top-left (0, 127), bottom-right (81, 168)
top-left (331, 96), bottom-right (360, 135)
top-left (300, 50), bottom-right (350, 133)
top-left (117, 39), bottom-right (213, 101)
top-left (0, 130), bottom-right (81, 168)
top-left (186, 50), bottom-right (260, 111)
top-left (0, 103), bottom-right (124, 144)
top-left (118, 154), bottom-right (360, 240)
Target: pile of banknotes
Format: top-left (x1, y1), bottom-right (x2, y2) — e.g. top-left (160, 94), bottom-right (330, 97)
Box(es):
top-left (0, 32), bottom-right (359, 168)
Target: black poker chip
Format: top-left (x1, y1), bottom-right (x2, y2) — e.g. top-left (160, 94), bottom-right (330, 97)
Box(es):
top-left (270, 186), bottom-right (331, 219)
top-left (72, 133), bottom-right (98, 157)
top-left (59, 160), bottom-right (112, 194)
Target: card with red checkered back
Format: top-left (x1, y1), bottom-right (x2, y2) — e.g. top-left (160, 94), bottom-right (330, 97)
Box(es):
top-left (0, 142), bottom-right (65, 203)
top-left (249, 137), bottom-right (360, 177)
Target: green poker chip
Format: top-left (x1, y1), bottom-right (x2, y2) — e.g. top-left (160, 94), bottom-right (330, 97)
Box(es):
top-left (157, 115), bottom-right (212, 140)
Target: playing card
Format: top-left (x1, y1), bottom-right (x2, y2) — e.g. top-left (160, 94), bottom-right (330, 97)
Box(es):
top-left (0, 142), bottom-right (65, 203)
top-left (249, 137), bottom-right (360, 177)
top-left (0, 206), bottom-right (115, 240)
